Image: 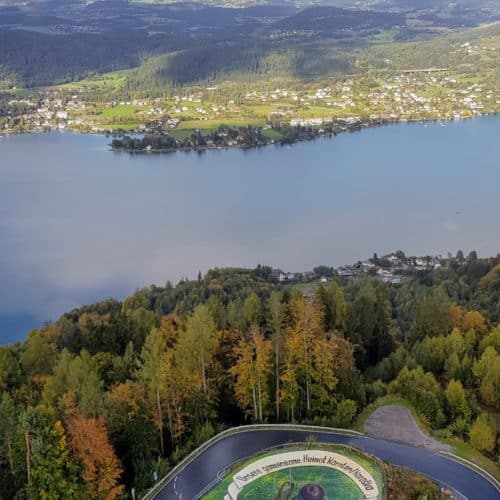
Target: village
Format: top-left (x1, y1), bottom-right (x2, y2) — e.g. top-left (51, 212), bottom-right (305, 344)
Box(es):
top-left (1, 43), bottom-right (498, 142)
top-left (274, 250), bottom-right (451, 287)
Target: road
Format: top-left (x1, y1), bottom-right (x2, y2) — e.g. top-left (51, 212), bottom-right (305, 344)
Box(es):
top-left (153, 428), bottom-right (499, 499)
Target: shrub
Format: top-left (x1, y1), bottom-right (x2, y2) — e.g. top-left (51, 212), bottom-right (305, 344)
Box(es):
top-left (389, 367), bottom-right (445, 428)
top-left (332, 399), bottom-right (357, 428)
top-left (469, 414), bottom-right (496, 454)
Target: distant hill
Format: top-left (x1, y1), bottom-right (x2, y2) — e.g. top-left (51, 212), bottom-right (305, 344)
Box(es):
top-left (270, 6), bottom-right (405, 32)
top-left (0, 0), bottom-right (498, 13)
top-left (0, 0), bottom-right (497, 88)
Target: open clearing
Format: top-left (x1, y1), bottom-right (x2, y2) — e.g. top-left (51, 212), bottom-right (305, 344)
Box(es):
top-left (365, 405), bottom-right (452, 452)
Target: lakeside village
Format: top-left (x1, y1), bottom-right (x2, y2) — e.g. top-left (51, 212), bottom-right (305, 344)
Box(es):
top-left (1, 44), bottom-right (498, 151)
top-left (276, 251), bottom-right (452, 288)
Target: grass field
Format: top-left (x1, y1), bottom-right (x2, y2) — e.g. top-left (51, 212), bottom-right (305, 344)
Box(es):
top-left (97, 104), bottom-right (143, 129)
top-left (177, 117), bottom-right (266, 130)
top-left (169, 129), bottom-right (197, 140)
top-left (294, 106), bottom-right (334, 119)
top-left (104, 122), bottom-right (141, 131)
top-left (60, 69), bottom-right (131, 90)
top-left (262, 128), bottom-right (283, 141)
top-left (100, 104), bottom-right (140, 119)
top-left (2, 87), bottom-right (38, 97)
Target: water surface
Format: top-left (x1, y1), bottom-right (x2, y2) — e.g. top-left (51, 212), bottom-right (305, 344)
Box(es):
top-left (1, 116), bottom-right (499, 342)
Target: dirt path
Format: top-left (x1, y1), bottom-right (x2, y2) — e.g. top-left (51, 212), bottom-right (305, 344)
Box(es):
top-left (364, 405), bottom-right (453, 452)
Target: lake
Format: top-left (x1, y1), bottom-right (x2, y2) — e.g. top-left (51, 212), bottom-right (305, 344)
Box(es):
top-left (1, 116), bottom-right (499, 343)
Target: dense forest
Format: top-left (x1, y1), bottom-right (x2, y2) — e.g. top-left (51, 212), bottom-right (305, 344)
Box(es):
top-left (1, 1), bottom-right (498, 89)
top-left (0, 252), bottom-right (499, 498)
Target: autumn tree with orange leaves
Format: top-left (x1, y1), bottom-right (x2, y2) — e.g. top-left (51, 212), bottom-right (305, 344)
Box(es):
top-left (66, 415), bottom-right (124, 499)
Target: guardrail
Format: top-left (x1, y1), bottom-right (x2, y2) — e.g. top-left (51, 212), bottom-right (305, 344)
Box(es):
top-left (141, 424), bottom-right (364, 499)
top-left (195, 441), bottom-right (305, 499)
top-left (195, 440), bottom-right (380, 499)
top-left (438, 451), bottom-right (500, 492)
top-left (142, 423), bottom-right (500, 499)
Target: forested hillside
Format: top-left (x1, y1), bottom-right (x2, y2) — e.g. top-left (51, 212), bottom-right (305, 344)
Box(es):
top-left (1, 0), bottom-right (498, 89)
top-left (1, 252), bottom-right (499, 498)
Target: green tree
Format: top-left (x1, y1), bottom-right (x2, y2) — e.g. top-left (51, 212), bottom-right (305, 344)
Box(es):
top-left (444, 352), bottom-right (462, 381)
top-left (0, 393), bottom-right (18, 488)
top-left (206, 295), bottom-right (226, 330)
top-left (44, 350), bottom-right (105, 418)
top-left (23, 409), bottom-right (83, 500)
top-left (0, 347), bottom-right (20, 389)
top-left (20, 330), bottom-right (57, 377)
top-left (138, 327), bottom-right (167, 456)
top-left (389, 367), bottom-right (445, 428)
top-left (445, 380), bottom-right (470, 424)
top-left (469, 414), bottom-right (496, 454)
top-left (473, 347), bottom-right (500, 406)
top-left (480, 326), bottom-right (500, 354)
top-left (413, 336), bottom-right (446, 375)
top-left (408, 290), bottom-right (453, 345)
top-left (316, 281), bottom-right (347, 333)
top-left (178, 304), bottom-right (216, 397)
top-left (242, 292), bottom-right (262, 329)
top-left (333, 399), bottom-right (357, 428)
top-left (227, 298), bottom-right (245, 333)
top-left (349, 282), bottom-right (392, 365)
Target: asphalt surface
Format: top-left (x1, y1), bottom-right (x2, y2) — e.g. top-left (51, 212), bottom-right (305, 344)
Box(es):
top-left (154, 428), bottom-right (499, 500)
top-left (365, 405), bottom-right (453, 452)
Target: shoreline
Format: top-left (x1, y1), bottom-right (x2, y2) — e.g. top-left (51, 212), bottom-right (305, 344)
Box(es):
top-left (109, 120), bottom-right (375, 154)
top-left (108, 113), bottom-right (493, 155)
top-left (1, 113), bottom-right (496, 154)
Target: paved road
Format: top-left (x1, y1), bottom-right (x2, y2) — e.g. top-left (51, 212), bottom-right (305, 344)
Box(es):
top-left (365, 405), bottom-right (453, 452)
top-left (154, 428), bottom-right (499, 500)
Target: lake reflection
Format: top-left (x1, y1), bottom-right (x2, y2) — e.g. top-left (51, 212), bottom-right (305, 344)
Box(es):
top-left (1, 116), bottom-right (499, 342)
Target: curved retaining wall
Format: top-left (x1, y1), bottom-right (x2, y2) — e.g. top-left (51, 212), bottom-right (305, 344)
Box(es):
top-left (142, 424), bottom-right (363, 499)
top-left (142, 424), bottom-right (500, 500)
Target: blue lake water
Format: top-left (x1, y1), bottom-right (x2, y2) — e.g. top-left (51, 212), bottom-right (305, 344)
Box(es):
top-left (1, 116), bottom-right (499, 343)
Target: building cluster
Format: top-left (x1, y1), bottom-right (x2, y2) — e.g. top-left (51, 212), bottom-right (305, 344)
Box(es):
top-left (276, 252), bottom-right (446, 286)
top-left (1, 40), bottom-right (498, 136)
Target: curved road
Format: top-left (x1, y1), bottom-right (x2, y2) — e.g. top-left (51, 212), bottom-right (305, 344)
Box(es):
top-left (153, 428), bottom-right (499, 499)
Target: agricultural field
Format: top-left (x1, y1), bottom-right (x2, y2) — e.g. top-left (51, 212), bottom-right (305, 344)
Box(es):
top-left (177, 118), bottom-right (266, 130)
top-left (59, 70), bottom-right (132, 90)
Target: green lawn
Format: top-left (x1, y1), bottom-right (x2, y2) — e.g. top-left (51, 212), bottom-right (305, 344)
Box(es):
top-left (103, 122), bottom-right (141, 131)
top-left (294, 106), bottom-right (333, 118)
top-left (250, 104), bottom-right (284, 116)
top-left (169, 129), bottom-right (196, 140)
top-left (177, 117), bottom-right (266, 130)
top-left (262, 128), bottom-right (283, 141)
top-left (1, 87), bottom-right (38, 97)
top-left (60, 69), bottom-right (132, 89)
top-left (100, 104), bottom-right (140, 119)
